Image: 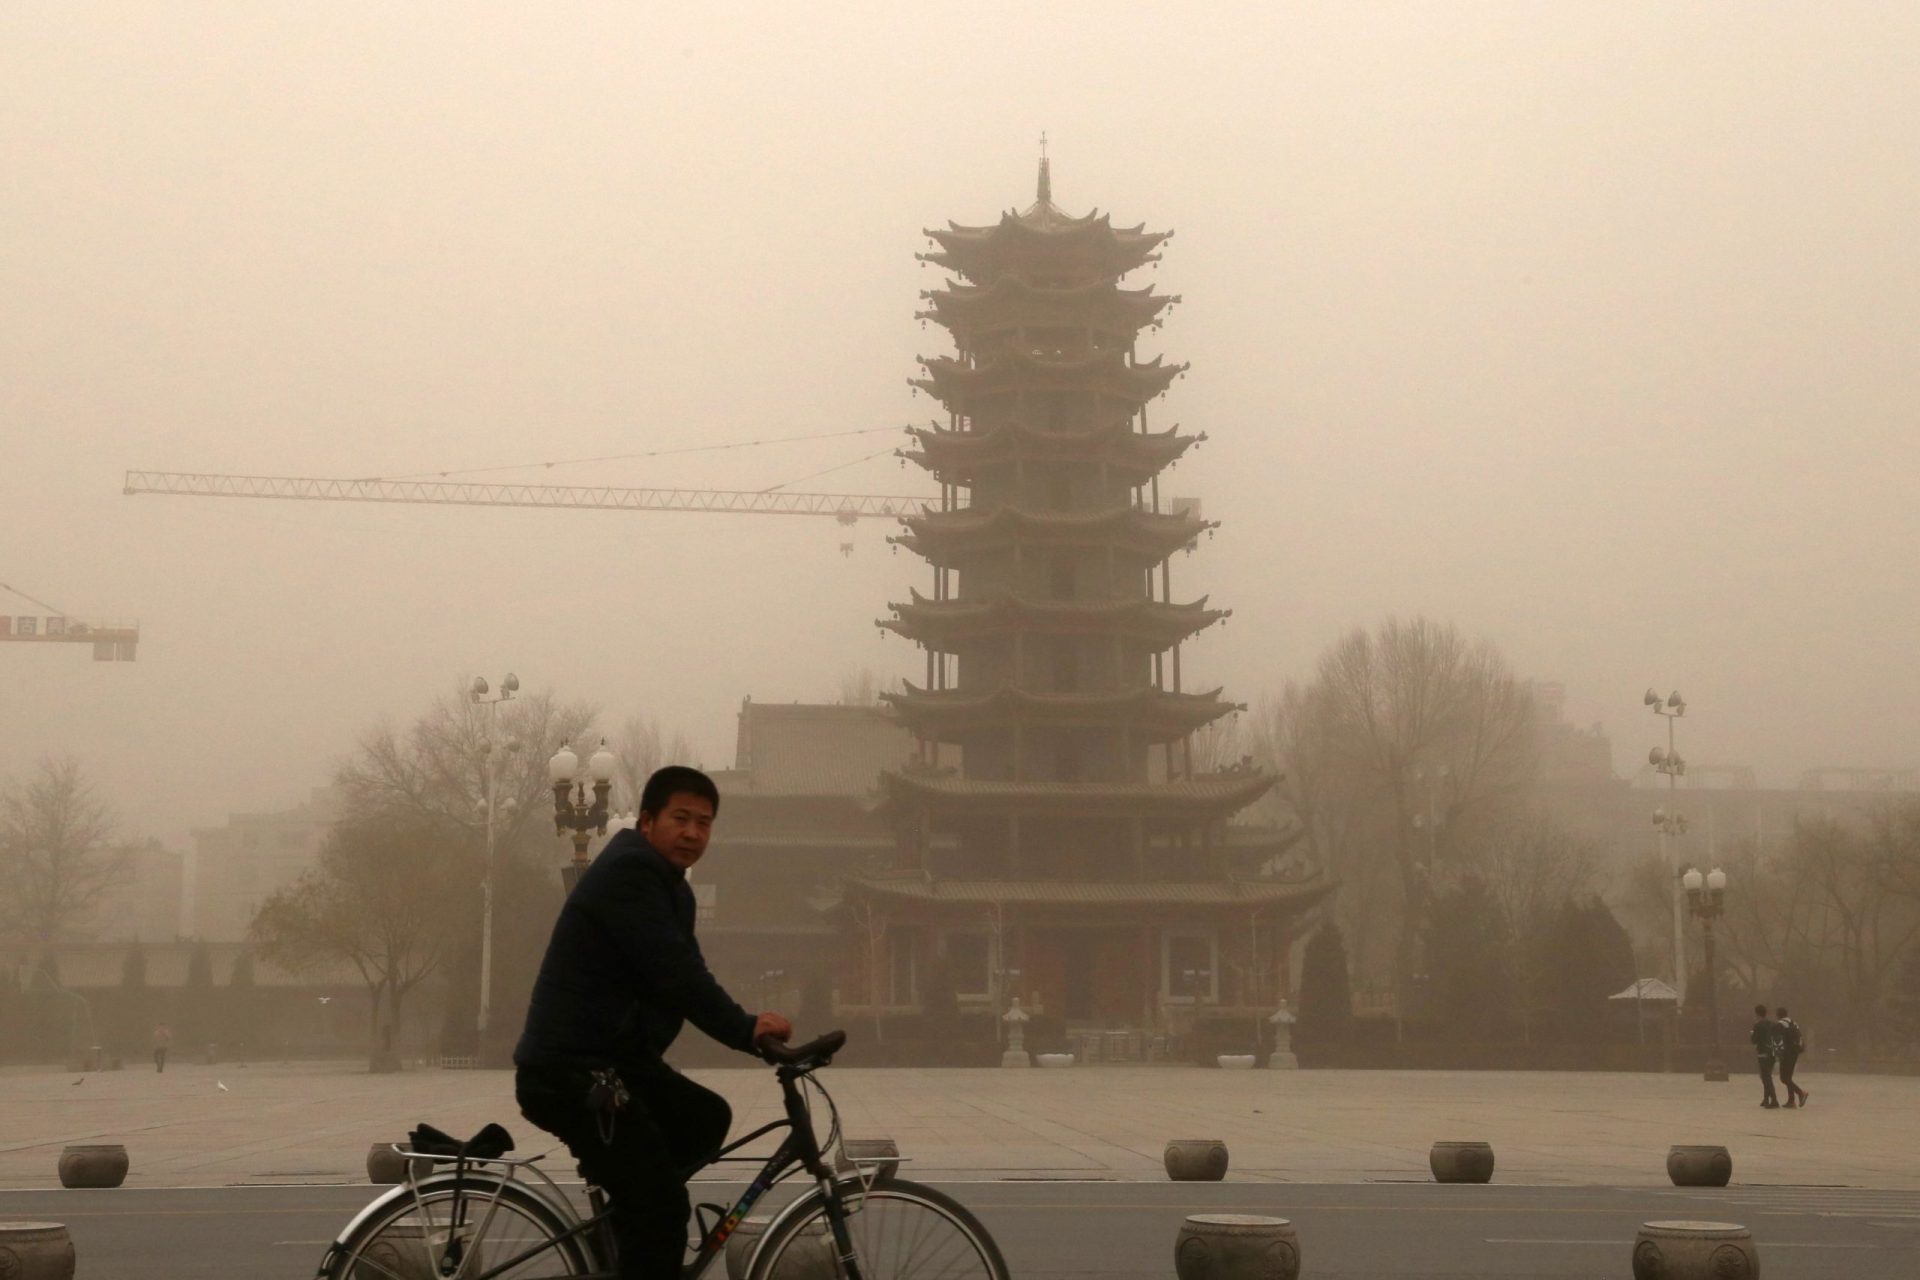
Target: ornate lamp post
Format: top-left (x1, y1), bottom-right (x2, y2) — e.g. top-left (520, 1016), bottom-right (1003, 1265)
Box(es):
top-left (1645, 687), bottom-right (1688, 1003)
top-left (469, 673), bottom-right (519, 1054)
top-left (1682, 866), bottom-right (1730, 1083)
top-left (550, 738), bottom-right (616, 892)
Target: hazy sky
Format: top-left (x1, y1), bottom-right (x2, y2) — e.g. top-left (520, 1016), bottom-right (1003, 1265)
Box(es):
top-left (5, 3), bottom-right (1916, 845)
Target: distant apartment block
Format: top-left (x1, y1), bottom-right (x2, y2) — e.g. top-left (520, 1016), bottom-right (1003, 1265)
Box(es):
top-left (187, 787), bottom-right (339, 941)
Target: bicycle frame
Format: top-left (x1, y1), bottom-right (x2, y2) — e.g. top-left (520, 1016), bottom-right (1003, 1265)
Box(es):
top-left (351, 1063), bottom-right (863, 1280)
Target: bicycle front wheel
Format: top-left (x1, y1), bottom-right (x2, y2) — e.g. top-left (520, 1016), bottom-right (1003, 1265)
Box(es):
top-left (321, 1177), bottom-right (599, 1280)
top-left (747, 1179), bottom-right (1009, 1280)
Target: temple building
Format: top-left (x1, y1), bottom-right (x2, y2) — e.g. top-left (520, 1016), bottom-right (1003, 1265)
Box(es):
top-left (836, 161), bottom-right (1335, 1055)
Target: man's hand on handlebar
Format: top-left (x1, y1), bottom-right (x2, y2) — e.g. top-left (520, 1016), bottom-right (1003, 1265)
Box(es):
top-left (754, 1011), bottom-right (793, 1045)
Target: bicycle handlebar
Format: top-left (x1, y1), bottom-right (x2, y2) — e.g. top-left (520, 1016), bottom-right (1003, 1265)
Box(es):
top-left (757, 1029), bottom-right (846, 1067)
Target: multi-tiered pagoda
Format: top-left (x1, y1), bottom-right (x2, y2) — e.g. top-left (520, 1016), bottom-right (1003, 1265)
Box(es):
top-left (845, 161), bottom-right (1332, 1054)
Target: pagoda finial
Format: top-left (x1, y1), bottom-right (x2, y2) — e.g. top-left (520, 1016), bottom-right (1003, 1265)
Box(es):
top-left (1036, 131), bottom-right (1051, 204)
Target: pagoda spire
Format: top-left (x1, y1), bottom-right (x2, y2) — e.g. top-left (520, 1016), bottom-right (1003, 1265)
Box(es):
top-left (1036, 131), bottom-right (1051, 204)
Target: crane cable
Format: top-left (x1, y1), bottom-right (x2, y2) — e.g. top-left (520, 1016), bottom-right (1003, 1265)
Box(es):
top-left (0, 582), bottom-right (69, 617)
top-left (364, 424), bottom-right (904, 484)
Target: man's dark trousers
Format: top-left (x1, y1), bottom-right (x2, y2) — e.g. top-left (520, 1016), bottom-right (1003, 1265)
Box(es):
top-left (517, 1062), bottom-right (732, 1280)
top-left (1779, 1050), bottom-right (1804, 1104)
top-left (1756, 1055), bottom-right (1779, 1106)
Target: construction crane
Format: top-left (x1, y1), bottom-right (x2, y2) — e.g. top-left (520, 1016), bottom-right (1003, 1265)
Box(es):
top-left (122, 471), bottom-right (929, 520)
top-left (0, 582), bottom-right (139, 661)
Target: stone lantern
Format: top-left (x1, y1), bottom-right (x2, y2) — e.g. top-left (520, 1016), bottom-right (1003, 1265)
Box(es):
top-left (1001, 997), bottom-right (1031, 1068)
top-left (1267, 1000), bottom-right (1298, 1070)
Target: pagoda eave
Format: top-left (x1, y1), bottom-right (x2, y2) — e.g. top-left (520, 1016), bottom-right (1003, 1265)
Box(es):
top-left (882, 684), bottom-right (1240, 738)
top-left (878, 768), bottom-right (1275, 820)
top-left (903, 423), bottom-right (1199, 481)
top-left (881, 591), bottom-right (1226, 648)
top-left (914, 352), bottom-right (1186, 408)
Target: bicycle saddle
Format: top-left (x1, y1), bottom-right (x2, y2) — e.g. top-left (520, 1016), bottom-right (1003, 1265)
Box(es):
top-left (407, 1121), bottom-right (515, 1160)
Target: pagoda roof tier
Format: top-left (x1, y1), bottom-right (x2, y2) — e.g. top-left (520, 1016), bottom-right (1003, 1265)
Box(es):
top-left (918, 202), bottom-right (1170, 285)
top-left (912, 350), bottom-right (1185, 412)
top-left (918, 277), bottom-right (1176, 337)
top-left (901, 420), bottom-right (1200, 484)
top-left (880, 589), bottom-right (1226, 649)
top-left (889, 504), bottom-right (1214, 567)
top-left (877, 768), bottom-right (1273, 819)
top-left (843, 873), bottom-right (1334, 913)
top-left (881, 683), bottom-right (1239, 740)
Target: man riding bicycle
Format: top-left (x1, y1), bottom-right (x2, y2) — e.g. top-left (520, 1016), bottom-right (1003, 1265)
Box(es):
top-left (515, 765), bottom-right (793, 1280)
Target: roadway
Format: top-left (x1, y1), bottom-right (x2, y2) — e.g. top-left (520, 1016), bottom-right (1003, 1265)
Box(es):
top-left (2, 1178), bottom-right (1914, 1278)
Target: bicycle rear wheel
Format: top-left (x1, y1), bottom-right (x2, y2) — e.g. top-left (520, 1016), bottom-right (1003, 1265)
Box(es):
top-left (321, 1177), bottom-right (599, 1280)
top-left (747, 1179), bottom-right (1009, 1280)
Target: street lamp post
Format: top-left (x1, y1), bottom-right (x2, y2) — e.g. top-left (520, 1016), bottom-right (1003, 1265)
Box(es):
top-left (550, 739), bottom-right (617, 892)
top-left (1682, 866), bottom-right (1730, 1083)
top-left (1645, 688), bottom-right (1688, 1004)
top-left (470, 673), bottom-right (519, 1056)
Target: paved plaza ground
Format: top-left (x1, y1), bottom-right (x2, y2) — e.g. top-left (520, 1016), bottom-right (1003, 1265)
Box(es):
top-left (2, 1060), bottom-right (1915, 1190)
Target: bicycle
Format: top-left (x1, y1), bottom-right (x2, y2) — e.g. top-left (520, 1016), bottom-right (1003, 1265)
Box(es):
top-left (315, 1030), bottom-right (1010, 1280)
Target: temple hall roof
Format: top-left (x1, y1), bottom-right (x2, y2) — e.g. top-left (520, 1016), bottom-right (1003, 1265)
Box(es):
top-left (843, 873), bottom-right (1335, 912)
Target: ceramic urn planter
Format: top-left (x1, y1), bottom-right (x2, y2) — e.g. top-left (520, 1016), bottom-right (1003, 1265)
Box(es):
top-left (1173, 1214), bottom-right (1299, 1280)
top-left (1631, 1220), bottom-right (1757, 1280)
top-left (1666, 1145), bottom-right (1733, 1188)
top-left (0, 1222), bottom-right (77, 1280)
top-left (56, 1145), bottom-right (128, 1189)
top-left (1428, 1140), bottom-right (1495, 1184)
top-left (1164, 1139), bottom-right (1230, 1182)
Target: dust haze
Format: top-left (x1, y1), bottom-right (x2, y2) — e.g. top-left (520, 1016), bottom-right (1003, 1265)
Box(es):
top-left (5, 3), bottom-right (1916, 843)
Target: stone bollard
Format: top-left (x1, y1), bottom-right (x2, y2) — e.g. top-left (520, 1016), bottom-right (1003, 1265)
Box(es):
top-left (1631, 1220), bottom-right (1757, 1280)
top-left (1429, 1140), bottom-right (1495, 1184)
top-left (1174, 1214), bottom-right (1299, 1280)
top-left (841, 1138), bottom-right (900, 1182)
top-left (1665, 1145), bottom-right (1733, 1188)
top-left (1164, 1139), bottom-right (1230, 1182)
top-left (724, 1214), bottom-right (837, 1280)
top-left (1216, 1054), bottom-right (1256, 1070)
top-left (365, 1143), bottom-right (437, 1184)
top-left (0, 1222), bottom-right (77, 1280)
top-left (1036, 1053), bottom-right (1075, 1068)
top-left (56, 1145), bottom-right (128, 1189)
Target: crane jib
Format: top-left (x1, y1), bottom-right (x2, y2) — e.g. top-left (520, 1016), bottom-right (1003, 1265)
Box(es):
top-left (122, 471), bottom-right (931, 518)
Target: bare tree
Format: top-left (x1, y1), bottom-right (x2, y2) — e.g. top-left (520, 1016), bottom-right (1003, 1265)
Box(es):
top-left (1788, 815), bottom-right (1920, 1054)
top-left (1259, 618), bottom-right (1537, 1000)
top-left (0, 756), bottom-right (127, 944)
top-left (607, 714), bottom-right (696, 815)
top-left (335, 681), bottom-right (597, 859)
top-left (837, 666), bottom-right (906, 707)
top-left (251, 814), bottom-right (469, 1059)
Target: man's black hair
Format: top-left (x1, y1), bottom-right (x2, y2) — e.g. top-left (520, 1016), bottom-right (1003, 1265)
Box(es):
top-left (1753, 1003), bottom-right (1768, 1017)
top-left (640, 765), bottom-right (720, 818)
top-left (1775, 1006), bottom-right (1789, 1018)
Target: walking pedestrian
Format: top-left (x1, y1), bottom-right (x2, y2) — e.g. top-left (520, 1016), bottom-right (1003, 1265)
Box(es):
top-left (1774, 1006), bottom-right (1810, 1107)
top-left (152, 1022), bottom-right (172, 1073)
top-left (1749, 1004), bottom-right (1779, 1108)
